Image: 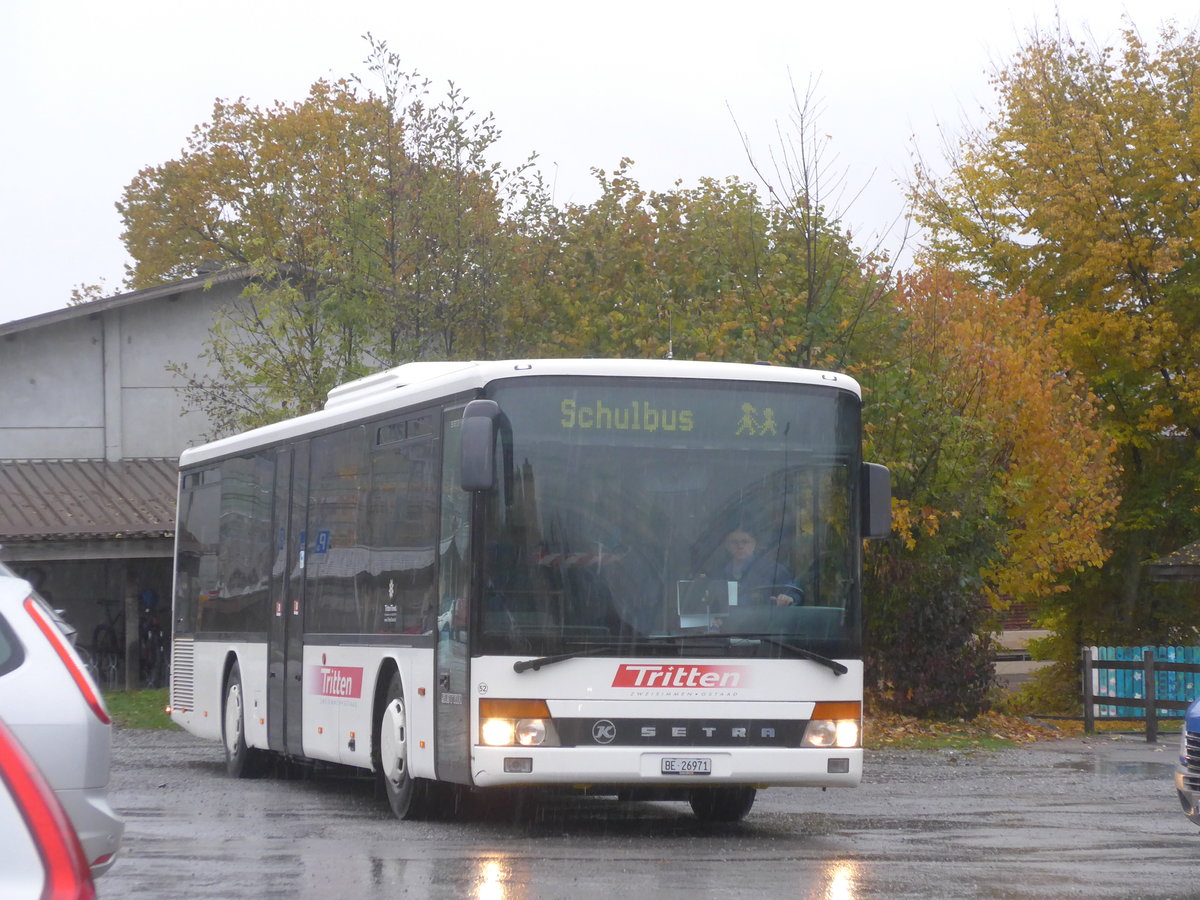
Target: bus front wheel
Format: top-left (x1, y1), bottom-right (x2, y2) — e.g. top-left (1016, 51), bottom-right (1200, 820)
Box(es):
top-left (374, 671), bottom-right (429, 819)
top-left (689, 786), bottom-right (756, 822)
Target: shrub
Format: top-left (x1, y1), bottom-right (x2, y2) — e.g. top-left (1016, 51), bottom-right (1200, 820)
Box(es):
top-left (866, 558), bottom-right (996, 719)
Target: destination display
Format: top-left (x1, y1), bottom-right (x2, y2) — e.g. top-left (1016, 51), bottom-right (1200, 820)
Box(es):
top-left (491, 379), bottom-right (851, 452)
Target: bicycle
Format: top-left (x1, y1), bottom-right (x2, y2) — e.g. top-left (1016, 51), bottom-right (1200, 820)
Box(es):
top-left (138, 591), bottom-right (168, 689)
top-left (91, 598), bottom-right (124, 691)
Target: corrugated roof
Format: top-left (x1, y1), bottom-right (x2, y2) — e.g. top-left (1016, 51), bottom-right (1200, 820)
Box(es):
top-left (0, 459), bottom-right (177, 541)
top-left (0, 267), bottom-right (251, 337)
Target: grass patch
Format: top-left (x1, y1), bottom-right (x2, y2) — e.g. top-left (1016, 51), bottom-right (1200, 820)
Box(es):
top-left (103, 688), bottom-right (178, 730)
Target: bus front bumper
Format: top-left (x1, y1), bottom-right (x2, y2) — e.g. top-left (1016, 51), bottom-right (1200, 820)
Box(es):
top-left (471, 745), bottom-right (862, 788)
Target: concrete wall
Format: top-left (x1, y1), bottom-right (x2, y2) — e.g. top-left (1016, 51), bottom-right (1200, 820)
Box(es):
top-left (0, 278), bottom-right (245, 461)
top-left (0, 315), bottom-right (107, 457)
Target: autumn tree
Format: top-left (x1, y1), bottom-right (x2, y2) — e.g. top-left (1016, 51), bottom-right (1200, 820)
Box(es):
top-left (68, 280), bottom-right (110, 306)
top-left (864, 268), bottom-right (1119, 715)
top-left (910, 20), bottom-right (1200, 650)
top-left (345, 39), bottom-right (548, 364)
top-left (123, 78), bottom-right (382, 430)
top-left (519, 162), bottom-right (769, 359)
top-left (120, 38), bottom-right (544, 434)
top-left (521, 158), bottom-right (895, 372)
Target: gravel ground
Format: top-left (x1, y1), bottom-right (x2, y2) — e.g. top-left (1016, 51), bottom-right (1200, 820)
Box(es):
top-left (98, 726), bottom-right (1198, 899)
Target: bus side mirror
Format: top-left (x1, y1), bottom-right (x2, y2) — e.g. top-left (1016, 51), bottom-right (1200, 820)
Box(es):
top-left (460, 399), bottom-right (500, 491)
top-left (862, 463), bottom-right (891, 539)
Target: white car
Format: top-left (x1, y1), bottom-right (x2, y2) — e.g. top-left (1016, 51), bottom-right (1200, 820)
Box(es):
top-left (0, 563), bottom-right (124, 874)
top-left (0, 714), bottom-right (96, 899)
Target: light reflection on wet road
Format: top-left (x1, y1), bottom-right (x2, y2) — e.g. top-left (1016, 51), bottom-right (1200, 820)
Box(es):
top-left (98, 729), bottom-right (1194, 899)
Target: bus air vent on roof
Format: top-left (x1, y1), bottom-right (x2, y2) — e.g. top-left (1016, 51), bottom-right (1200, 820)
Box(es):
top-left (324, 361), bottom-right (477, 410)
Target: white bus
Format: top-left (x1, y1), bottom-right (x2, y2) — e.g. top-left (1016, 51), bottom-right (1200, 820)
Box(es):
top-left (170, 358), bottom-right (890, 821)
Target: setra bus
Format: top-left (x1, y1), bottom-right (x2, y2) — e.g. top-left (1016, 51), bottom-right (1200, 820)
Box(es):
top-left (170, 358), bottom-right (890, 821)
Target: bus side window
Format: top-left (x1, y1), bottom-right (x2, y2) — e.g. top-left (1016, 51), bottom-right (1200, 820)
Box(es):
top-left (372, 416), bottom-right (440, 635)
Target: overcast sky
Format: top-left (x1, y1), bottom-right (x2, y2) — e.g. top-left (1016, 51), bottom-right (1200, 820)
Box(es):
top-left (2, 1), bottom-right (1196, 326)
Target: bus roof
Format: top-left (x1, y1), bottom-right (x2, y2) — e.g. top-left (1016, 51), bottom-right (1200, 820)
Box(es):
top-left (178, 358), bottom-right (862, 468)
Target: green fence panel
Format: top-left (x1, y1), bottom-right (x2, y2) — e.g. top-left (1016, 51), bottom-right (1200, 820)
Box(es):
top-left (1091, 645), bottom-right (1200, 719)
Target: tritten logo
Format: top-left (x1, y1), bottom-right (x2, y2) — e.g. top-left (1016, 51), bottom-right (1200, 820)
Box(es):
top-left (611, 663), bottom-right (748, 689)
top-left (309, 665), bottom-right (363, 698)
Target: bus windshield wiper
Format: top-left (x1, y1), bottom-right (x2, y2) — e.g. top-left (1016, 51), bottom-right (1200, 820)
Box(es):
top-left (739, 635), bottom-right (848, 675)
top-left (513, 645), bottom-right (620, 673)
top-left (646, 632), bottom-right (847, 676)
top-left (513, 638), bottom-right (692, 673)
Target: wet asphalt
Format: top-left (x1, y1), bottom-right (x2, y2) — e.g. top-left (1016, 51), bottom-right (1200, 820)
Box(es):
top-left (98, 726), bottom-right (1197, 899)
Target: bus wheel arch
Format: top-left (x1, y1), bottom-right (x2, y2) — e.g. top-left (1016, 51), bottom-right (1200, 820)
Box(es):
top-left (222, 656), bottom-right (263, 778)
top-left (372, 668), bottom-right (430, 819)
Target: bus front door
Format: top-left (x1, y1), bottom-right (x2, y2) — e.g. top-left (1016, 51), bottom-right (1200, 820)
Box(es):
top-left (435, 408), bottom-right (472, 784)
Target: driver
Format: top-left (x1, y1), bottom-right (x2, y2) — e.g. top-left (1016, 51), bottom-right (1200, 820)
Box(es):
top-left (716, 528), bottom-right (801, 607)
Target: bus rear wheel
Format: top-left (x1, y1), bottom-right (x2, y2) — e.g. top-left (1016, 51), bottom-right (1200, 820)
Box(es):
top-left (374, 672), bottom-right (430, 819)
top-left (223, 662), bottom-right (263, 778)
top-left (689, 786), bottom-right (756, 822)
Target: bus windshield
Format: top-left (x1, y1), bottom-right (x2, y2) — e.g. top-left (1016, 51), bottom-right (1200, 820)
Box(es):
top-left (475, 376), bottom-right (863, 659)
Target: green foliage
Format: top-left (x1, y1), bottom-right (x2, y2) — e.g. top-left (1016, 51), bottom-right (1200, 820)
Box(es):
top-left (997, 661), bottom-right (1082, 718)
top-left (166, 277), bottom-right (369, 436)
top-left (120, 36), bottom-right (547, 434)
top-left (866, 556), bottom-right (996, 718)
top-left (521, 159), bottom-right (895, 372)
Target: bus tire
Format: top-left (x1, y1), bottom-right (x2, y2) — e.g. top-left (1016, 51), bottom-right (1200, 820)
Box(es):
top-left (374, 671), bottom-right (429, 819)
top-left (689, 786), bottom-right (756, 822)
top-left (223, 662), bottom-right (263, 778)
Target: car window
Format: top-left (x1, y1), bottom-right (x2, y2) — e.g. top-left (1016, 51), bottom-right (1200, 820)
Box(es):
top-left (0, 614), bottom-right (24, 678)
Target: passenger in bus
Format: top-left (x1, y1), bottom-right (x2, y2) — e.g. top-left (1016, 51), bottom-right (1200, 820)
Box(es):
top-left (714, 528), bottom-right (801, 607)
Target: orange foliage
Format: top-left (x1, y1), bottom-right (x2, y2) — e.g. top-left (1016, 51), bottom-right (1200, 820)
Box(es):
top-left (895, 268), bottom-right (1120, 606)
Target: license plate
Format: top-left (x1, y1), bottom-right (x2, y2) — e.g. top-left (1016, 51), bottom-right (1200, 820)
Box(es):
top-left (661, 756), bottom-right (712, 775)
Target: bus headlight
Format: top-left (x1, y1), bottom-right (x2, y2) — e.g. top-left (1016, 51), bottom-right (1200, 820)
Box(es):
top-left (479, 699), bottom-right (559, 747)
top-left (802, 702), bottom-right (862, 749)
top-left (481, 717), bottom-right (517, 746)
top-left (515, 718), bottom-right (547, 746)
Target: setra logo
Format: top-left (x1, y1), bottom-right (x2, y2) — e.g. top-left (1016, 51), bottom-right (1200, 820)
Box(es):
top-left (611, 663), bottom-right (749, 689)
top-left (309, 665), bottom-right (364, 699)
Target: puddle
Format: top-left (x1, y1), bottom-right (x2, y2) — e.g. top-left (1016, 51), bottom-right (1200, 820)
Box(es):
top-left (1052, 758), bottom-right (1174, 777)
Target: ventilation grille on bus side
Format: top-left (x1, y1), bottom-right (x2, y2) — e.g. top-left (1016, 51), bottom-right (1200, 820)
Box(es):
top-left (171, 637), bottom-right (195, 710)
